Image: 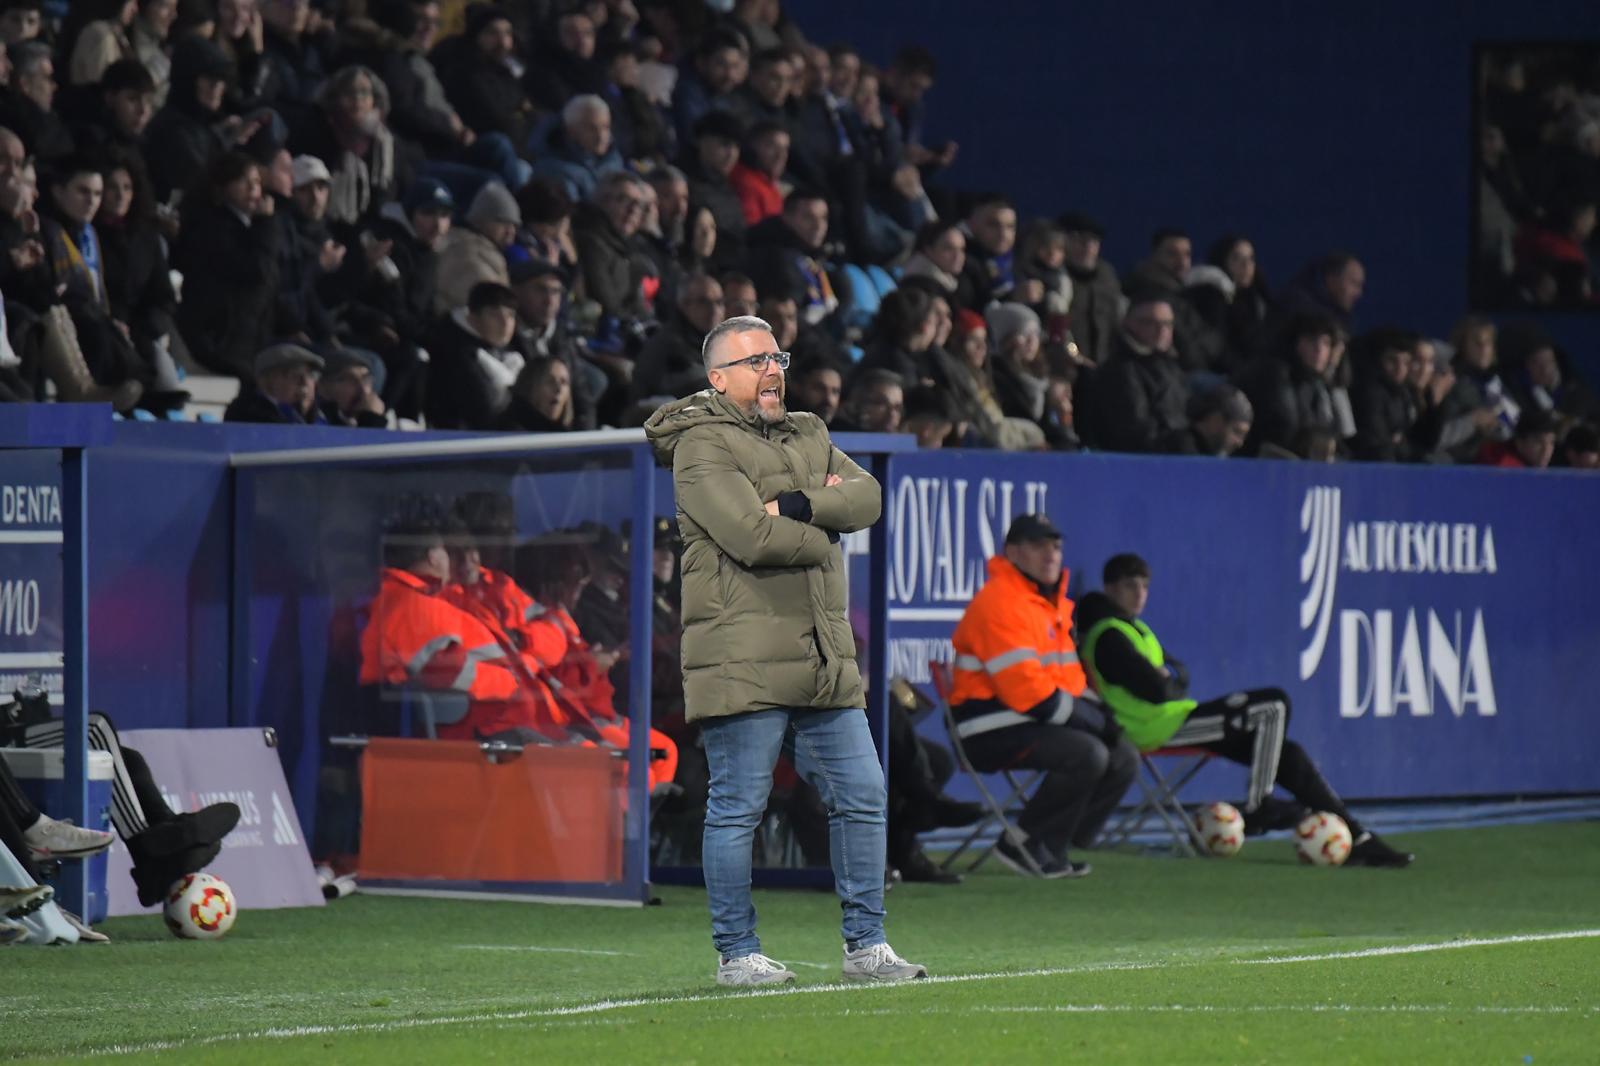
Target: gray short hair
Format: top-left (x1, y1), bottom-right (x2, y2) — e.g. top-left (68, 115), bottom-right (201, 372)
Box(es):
top-left (648, 164), bottom-right (687, 188)
top-left (12, 42), bottom-right (50, 77)
top-left (702, 315), bottom-right (773, 373)
top-left (562, 94), bottom-right (609, 127)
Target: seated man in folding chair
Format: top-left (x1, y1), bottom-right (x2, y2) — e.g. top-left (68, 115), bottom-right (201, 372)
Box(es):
top-left (948, 514), bottom-right (1139, 879)
top-left (1077, 552), bottom-right (1413, 868)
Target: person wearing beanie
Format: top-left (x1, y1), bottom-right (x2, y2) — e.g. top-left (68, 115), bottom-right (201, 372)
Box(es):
top-left (1086, 292), bottom-right (1192, 454)
top-left (986, 301), bottom-right (1052, 425)
top-left (432, 179), bottom-right (517, 314)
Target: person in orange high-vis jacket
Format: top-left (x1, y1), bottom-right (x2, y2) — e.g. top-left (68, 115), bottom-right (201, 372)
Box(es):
top-left (441, 512), bottom-right (679, 792)
top-left (948, 514), bottom-right (1138, 879)
top-left (359, 521), bottom-right (579, 744)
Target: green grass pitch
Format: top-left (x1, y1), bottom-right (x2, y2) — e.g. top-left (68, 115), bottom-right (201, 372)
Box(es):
top-left (4, 821), bottom-right (1598, 1064)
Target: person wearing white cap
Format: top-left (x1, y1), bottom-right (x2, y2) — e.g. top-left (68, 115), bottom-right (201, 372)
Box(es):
top-left (223, 342), bottom-right (329, 423)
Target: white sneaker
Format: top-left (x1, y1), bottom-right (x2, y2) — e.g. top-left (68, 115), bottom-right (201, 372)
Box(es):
top-left (1, 883), bottom-right (53, 919)
top-left (58, 908), bottom-right (109, 944)
top-left (716, 952), bottom-right (797, 986)
top-left (841, 942), bottom-right (928, 983)
top-left (23, 816), bottom-right (115, 860)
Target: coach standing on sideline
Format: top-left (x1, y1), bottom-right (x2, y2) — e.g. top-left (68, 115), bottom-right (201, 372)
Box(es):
top-left (645, 315), bottom-right (926, 987)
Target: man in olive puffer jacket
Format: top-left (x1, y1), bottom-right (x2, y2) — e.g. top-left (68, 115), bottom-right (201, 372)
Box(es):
top-left (645, 315), bottom-right (927, 988)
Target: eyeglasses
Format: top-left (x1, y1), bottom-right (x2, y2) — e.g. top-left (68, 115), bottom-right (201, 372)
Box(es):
top-left (712, 351), bottom-right (790, 372)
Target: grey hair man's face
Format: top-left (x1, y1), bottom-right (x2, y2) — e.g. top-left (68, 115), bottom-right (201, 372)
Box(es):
top-left (706, 325), bottom-right (786, 423)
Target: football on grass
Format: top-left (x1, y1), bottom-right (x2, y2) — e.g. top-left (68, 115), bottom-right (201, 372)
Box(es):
top-left (1294, 811), bottom-right (1353, 867)
top-left (164, 873), bottom-right (238, 940)
top-left (1195, 801), bottom-right (1245, 857)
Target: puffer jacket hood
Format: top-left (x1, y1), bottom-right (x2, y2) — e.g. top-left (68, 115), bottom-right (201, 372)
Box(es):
top-left (645, 388), bottom-right (768, 467)
top-left (647, 389), bottom-right (882, 721)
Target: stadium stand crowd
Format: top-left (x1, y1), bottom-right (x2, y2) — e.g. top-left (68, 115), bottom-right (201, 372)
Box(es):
top-left (0, 0), bottom-right (1593, 472)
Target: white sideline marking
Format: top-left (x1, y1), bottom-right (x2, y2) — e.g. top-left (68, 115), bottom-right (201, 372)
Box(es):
top-left (1237, 928), bottom-right (1600, 965)
top-left (82, 930), bottom-right (1600, 1058)
top-left (457, 945), bottom-right (637, 957)
top-left (978, 1004), bottom-right (1593, 1016)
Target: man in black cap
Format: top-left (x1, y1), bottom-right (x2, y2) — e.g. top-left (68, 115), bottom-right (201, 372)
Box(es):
top-left (1059, 211), bottom-right (1122, 367)
top-left (946, 513), bottom-right (1138, 878)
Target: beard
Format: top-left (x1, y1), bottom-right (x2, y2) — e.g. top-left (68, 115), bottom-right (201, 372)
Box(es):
top-left (737, 379), bottom-right (787, 423)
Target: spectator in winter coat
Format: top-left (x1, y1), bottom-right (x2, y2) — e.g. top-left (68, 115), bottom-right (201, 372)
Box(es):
top-left (1556, 422), bottom-right (1600, 469)
top-left (855, 286), bottom-right (940, 387)
top-left (94, 153), bottom-right (183, 401)
top-left (881, 45), bottom-right (955, 172)
top-left (259, 0), bottom-right (334, 107)
top-left (787, 355), bottom-right (843, 425)
top-left (900, 219), bottom-right (962, 301)
top-left (597, 39), bottom-right (668, 165)
top-left (831, 367), bottom-right (903, 433)
top-left (498, 354), bottom-right (575, 431)
top-left (1237, 311), bottom-right (1342, 458)
top-left (1089, 294), bottom-right (1191, 454)
top-left (342, 175), bottom-right (452, 417)
top-left (1121, 228), bottom-right (1225, 375)
top-left (316, 347), bottom-right (389, 427)
top-left (683, 108), bottom-right (747, 271)
top-left (65, 0), bottom-right (139, 88)
top-left (69, 59), bottom-right (157, 162)
top-left (288, 65), bottom-right (407, 231)
top-left (1350, 330), bottom-right (1421, 462)
top-left (431, 4), bottom-right (534, 145)
top-left (1191, 234), bottom-right (1269, 367)
top-left (522, 7), bottom-right (605, 113)
top-left (425, 279), bottom-right (523, 428)
top-left (1180, 384), bottom-right (1253, 457)
top-left (728, 120), bottom-right (787, 226)
top-left (571, 169), bottom-right (652, 322)
top-left (224, 341), bottom-right (327, 423)
top-left (527, 94), bottom-right (624, 204)
top-left (0, 42), bottom-right (74, 163)
top-left (1059, 211), bottom-right (1121, 368)
top-left (509, 257), bottom-right (598, 429)
top-left (987, 301), bottom-right (1050, 425)
top-left (130, 0), bottom-right (176, 106)
top-left (744, 189), bottom-right (839, 326)
top-left (275, 153), bottom-right (341, 344)
top-left (1015, 221), bottom-right (1074, 325)
top-left (956, 197), bottom-right (1016, 309)
top-left (1437, 314), bottom-right (1517, 461)
top-left (172, 151), bottom-right (279, 378)
top-left (433, 179), bottom-right (516, 314)
top-left (1260, 252), bottom-right (1365, 355)
top-left (514, 178), bottom-right (580, 281)
top-left (641, 165), bottom-right (716, 308)
top-left (1505, 339), bottom-right (1600, 434)
top-left (632, 271), bottom-right (723, 401)
top-left (670, 27), bottom-right (746, 152)
top-left (144, 36), bottom-right (241, 202)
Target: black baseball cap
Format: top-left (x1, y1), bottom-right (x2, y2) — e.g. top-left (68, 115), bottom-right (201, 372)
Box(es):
top-left (1005, 513), bottom-right (1062, 545)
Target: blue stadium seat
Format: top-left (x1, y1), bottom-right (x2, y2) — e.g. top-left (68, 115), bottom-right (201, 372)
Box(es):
top-left (130, 409), bottom-right (157, 422)
top-left (867, 265), bottom-right (898, 299)
top-left (842, 264), bottom-right (879, 333)
top-left (845, 344), bottom-right (864, 364)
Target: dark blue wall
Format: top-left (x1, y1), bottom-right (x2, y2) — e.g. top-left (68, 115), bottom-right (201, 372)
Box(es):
top-left (789, 0), bottom-right (1600, 376)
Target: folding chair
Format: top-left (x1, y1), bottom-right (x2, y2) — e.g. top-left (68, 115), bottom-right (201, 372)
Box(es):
top-left (1099, 746), bottom-right (1213, 856)
top-left (927, 660), bottom-right (1049, 877)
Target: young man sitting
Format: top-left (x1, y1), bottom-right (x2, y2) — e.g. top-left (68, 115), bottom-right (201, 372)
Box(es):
top-left (1077, 553), bottom-right (1413, 868)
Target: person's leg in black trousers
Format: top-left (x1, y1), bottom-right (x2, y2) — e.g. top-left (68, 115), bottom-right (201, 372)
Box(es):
top-left (1174, 687), bottom-right (1413, 867)
top-left (963, 716), bottom-right (1136, 867)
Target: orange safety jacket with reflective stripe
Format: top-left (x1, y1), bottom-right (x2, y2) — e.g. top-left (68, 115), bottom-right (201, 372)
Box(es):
top-left (361, 568), bottom-right (568, 740)
top-left (440, 568), bottom-right (570, 673)
top-left (948, 556), bottom-right (1086, 738)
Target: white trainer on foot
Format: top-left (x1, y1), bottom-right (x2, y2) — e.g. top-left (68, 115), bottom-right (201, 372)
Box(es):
top-left (716, 952), bottom-right (797, 986)
top-left (58, 908), bottom-right (109, 944)
top-left (1, 884), bottom-right (53, 919)
top-left (842, 942), bottom-right (928, 983)
top-left (23, 816), bottom-right (114, 860)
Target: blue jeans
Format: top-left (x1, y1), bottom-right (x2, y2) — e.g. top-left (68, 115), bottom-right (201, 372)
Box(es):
top-left (701, 707), bottom-right (887, 959)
